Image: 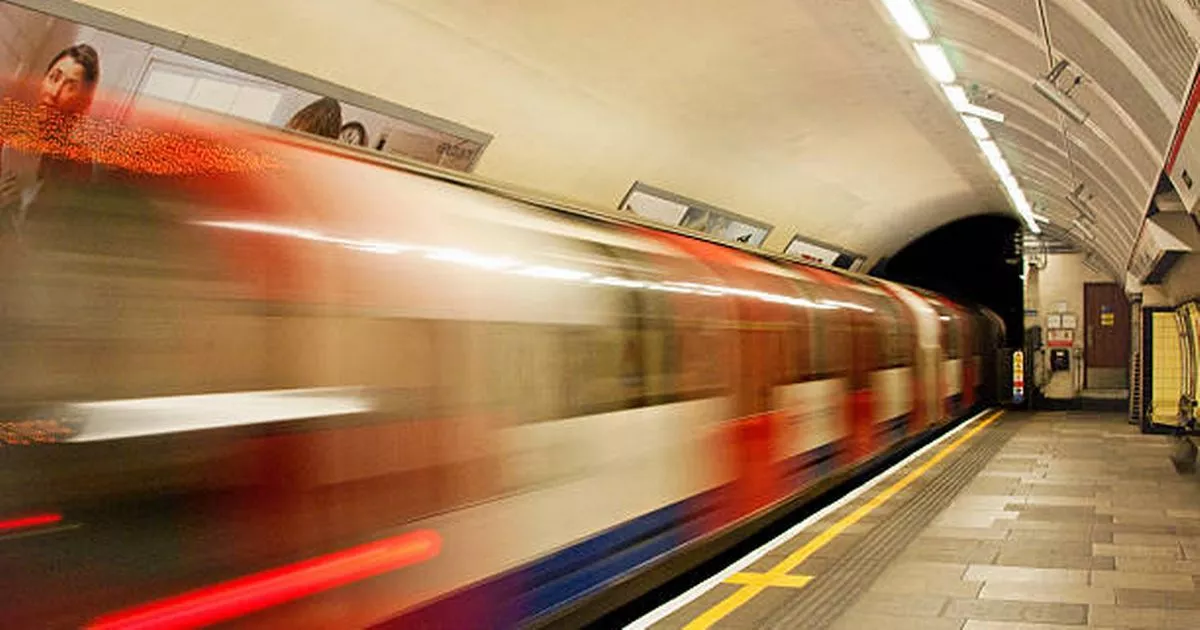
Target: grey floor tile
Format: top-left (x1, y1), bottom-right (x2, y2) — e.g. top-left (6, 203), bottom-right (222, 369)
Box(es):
top-left (869, 574), bottom-right (982, 598)
top-left (1090, 570), bottom-right (1196, 591)
top-left (963, 565), bottom-right (1088, 584)
top-left (1093, 543), bottom-right (1183, 559)
top-left (942, 598), bottom-right (1088, 624)
top-left (1112, 532), bottom-right (1189, 546)
top-left (1114, 556), bottom-right (1200, 574)
top-left (977, 581), bottom-right (1114, 605)
top-left (990, 519), bottom-right (1091, 534)
top-left (878, 561), bottom-right (970, 581)
top-left (999, 540), bottom-right (1095, 557)
top-left (960, 622), bottom-right (1086, 630)
top-left (921, 526), bottom-right (1011, 541)
top-left (1089, 604), bottom-right (1198, 629)
top-left (1115, 587), bottom-right (1200, 609)
top-left (846, 591), bottom-right (948, 617)
top-left (829, 612), bottom-right (965, 630)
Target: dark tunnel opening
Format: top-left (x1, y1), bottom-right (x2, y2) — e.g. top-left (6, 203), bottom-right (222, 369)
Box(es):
top-left (871, 214), bottom-right (1024, 348)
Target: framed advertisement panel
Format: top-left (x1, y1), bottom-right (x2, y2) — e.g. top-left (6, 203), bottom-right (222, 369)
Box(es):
top-left (619, 181), bottom-right (772, 247)
top-left (0, 0), bottom-right (491, 171)
top-left (784, 234), bottom-right (865, 270)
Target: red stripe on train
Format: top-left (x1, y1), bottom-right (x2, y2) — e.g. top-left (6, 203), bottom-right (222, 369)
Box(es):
top-left (88, 530), bottom-right (441, 630)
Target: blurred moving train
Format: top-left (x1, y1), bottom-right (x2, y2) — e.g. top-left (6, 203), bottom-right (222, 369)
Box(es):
top-left (0, 83), bottom-right (1004, 629)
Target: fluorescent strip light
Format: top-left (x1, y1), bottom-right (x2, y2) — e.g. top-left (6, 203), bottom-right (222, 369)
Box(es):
top-left (978, 140), bottom-right (1012, 177)
top-left (881, 0), bottom-right (932, 40)
top-left (1000, 177), bottom-right (1041, 234)
top-left (960, 103), bottom-right (1005, 123)
top-left (914, 43), bottom-right (956, 83)
top-left (1031, 212), bottom-right (1050, 223)
top-left (942, 86), bottom-right (1006, 123)
top-left (961, 115), bottom-right (989, 140)
top-left (942, 84), bottom-right (970, 110)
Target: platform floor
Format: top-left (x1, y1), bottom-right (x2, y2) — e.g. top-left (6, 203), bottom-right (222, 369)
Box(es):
top-left (636, 411), bottom-right (1200, 629)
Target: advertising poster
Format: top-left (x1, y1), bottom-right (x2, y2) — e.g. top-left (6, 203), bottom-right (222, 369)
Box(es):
top-left (620, 181), bottom-right (771, 247)
top-left (0, 1), bottom-right (487, 174)
top-left (784, 235), bottom-right (864, 271)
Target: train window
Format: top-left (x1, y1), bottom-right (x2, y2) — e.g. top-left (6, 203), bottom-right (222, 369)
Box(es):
top-left (872, 295), bottom-right (915, 368)
top-left (805, 285), bottom-right (852, 378)
top-left (604, 244), bottom-right (733, 404)
top-left (944, 314), bottom-right (961, 359)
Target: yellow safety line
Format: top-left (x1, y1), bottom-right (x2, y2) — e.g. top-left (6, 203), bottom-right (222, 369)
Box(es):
top-left (683, 409), bottom-right (1004, 629)
top-left (724, 572), bottom-right (813, 588)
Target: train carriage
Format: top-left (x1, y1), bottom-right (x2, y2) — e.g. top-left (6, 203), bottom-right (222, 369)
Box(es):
top-left (0, 87), bottom-right (1004, 629)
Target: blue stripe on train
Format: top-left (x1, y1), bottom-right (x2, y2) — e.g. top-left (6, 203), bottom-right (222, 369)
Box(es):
top-left (524, 513), bottom-right (685, 617)
top-left (780, 441), bottom-right (841, 489)
top-left (376, 495), bottom-right (701, 629)
top-left (521, 500), bottom-right (687, 617)
top-left (872, 414), bottom-right (911, 444)
top-left (378, 439), bottom-right (851, 628)
top-left (948, 393), bottom-right (964, 416)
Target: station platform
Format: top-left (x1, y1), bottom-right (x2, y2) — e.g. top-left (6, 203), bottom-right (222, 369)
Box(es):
top-left (629, 410), bottom-right (1200, 629)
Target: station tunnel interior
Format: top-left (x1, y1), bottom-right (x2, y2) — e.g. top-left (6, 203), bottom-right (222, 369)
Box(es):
top-left (5, 0), bottom-right (1200, 628)
top-left (873, 214), bottom-right (1024, 348)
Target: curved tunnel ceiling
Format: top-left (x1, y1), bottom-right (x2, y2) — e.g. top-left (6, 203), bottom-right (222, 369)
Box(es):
top-left (54, 0), bottom-right (1199, 277)
top-left (920, 0), bottom-right (1197, 279)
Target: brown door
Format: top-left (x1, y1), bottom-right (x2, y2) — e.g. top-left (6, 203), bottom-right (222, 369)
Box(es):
top-left (1084, 282), bottom-right (1130, 388)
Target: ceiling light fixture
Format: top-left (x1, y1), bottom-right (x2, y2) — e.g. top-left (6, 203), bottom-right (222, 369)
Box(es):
top-left (914, 43), bottom-right (956, 83)
top-left (1031, 212), bottom-right (1050, 223)
top-left (886, 2), bottom-right (1035, 235)
top-left (961, 115), bottom-right (990, 140)
top-left (881, 0), bottom-right (932, 40)
top-left (960, 103), bottom-right (1005, 123)
top-left (1034, 60), bottom-right (1089, 124)
top-left (941, 85), bottom-right (1006, 123)
top-left (942, 84), bottom-right (970, 109)
top-left (978, 140), bottom-right (1012, 177)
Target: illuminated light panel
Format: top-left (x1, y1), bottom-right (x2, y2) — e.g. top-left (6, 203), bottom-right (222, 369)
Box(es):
top-left (914, 43), bottom-right (956, 84)
top-left (961, 115), bottom-right (989, 140)
top-left (0, 98), bottom-right (278, 176)
top-left (942, 84), bottom-right (971, 110)
top-left (0, 513), bottom-right (63, 533)
top-left (977, 140), bottom-right (1012, 178)
top-left (881, 0), bottom-right (932, 40)
top-left (960, 103), bottom-right (1005, 123)
top-left (1032, 212), bottom-right (1050, 224)
top-left (88, 530), bottom-right (442, 630)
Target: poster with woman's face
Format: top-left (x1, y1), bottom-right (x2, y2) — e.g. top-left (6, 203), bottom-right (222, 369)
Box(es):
top-left (0, 1), bottom-right (487, 172)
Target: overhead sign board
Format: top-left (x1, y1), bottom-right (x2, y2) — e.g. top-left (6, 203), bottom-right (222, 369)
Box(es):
top-left (784, 235), bottom-right (865, 271)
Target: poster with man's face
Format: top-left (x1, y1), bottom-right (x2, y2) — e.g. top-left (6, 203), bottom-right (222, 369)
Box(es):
top-left (0, 1), bottom-right (487, 172)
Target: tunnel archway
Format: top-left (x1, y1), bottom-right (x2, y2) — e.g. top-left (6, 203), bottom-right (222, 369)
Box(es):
top-left (872, 214), bottom-right (1023, 347)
